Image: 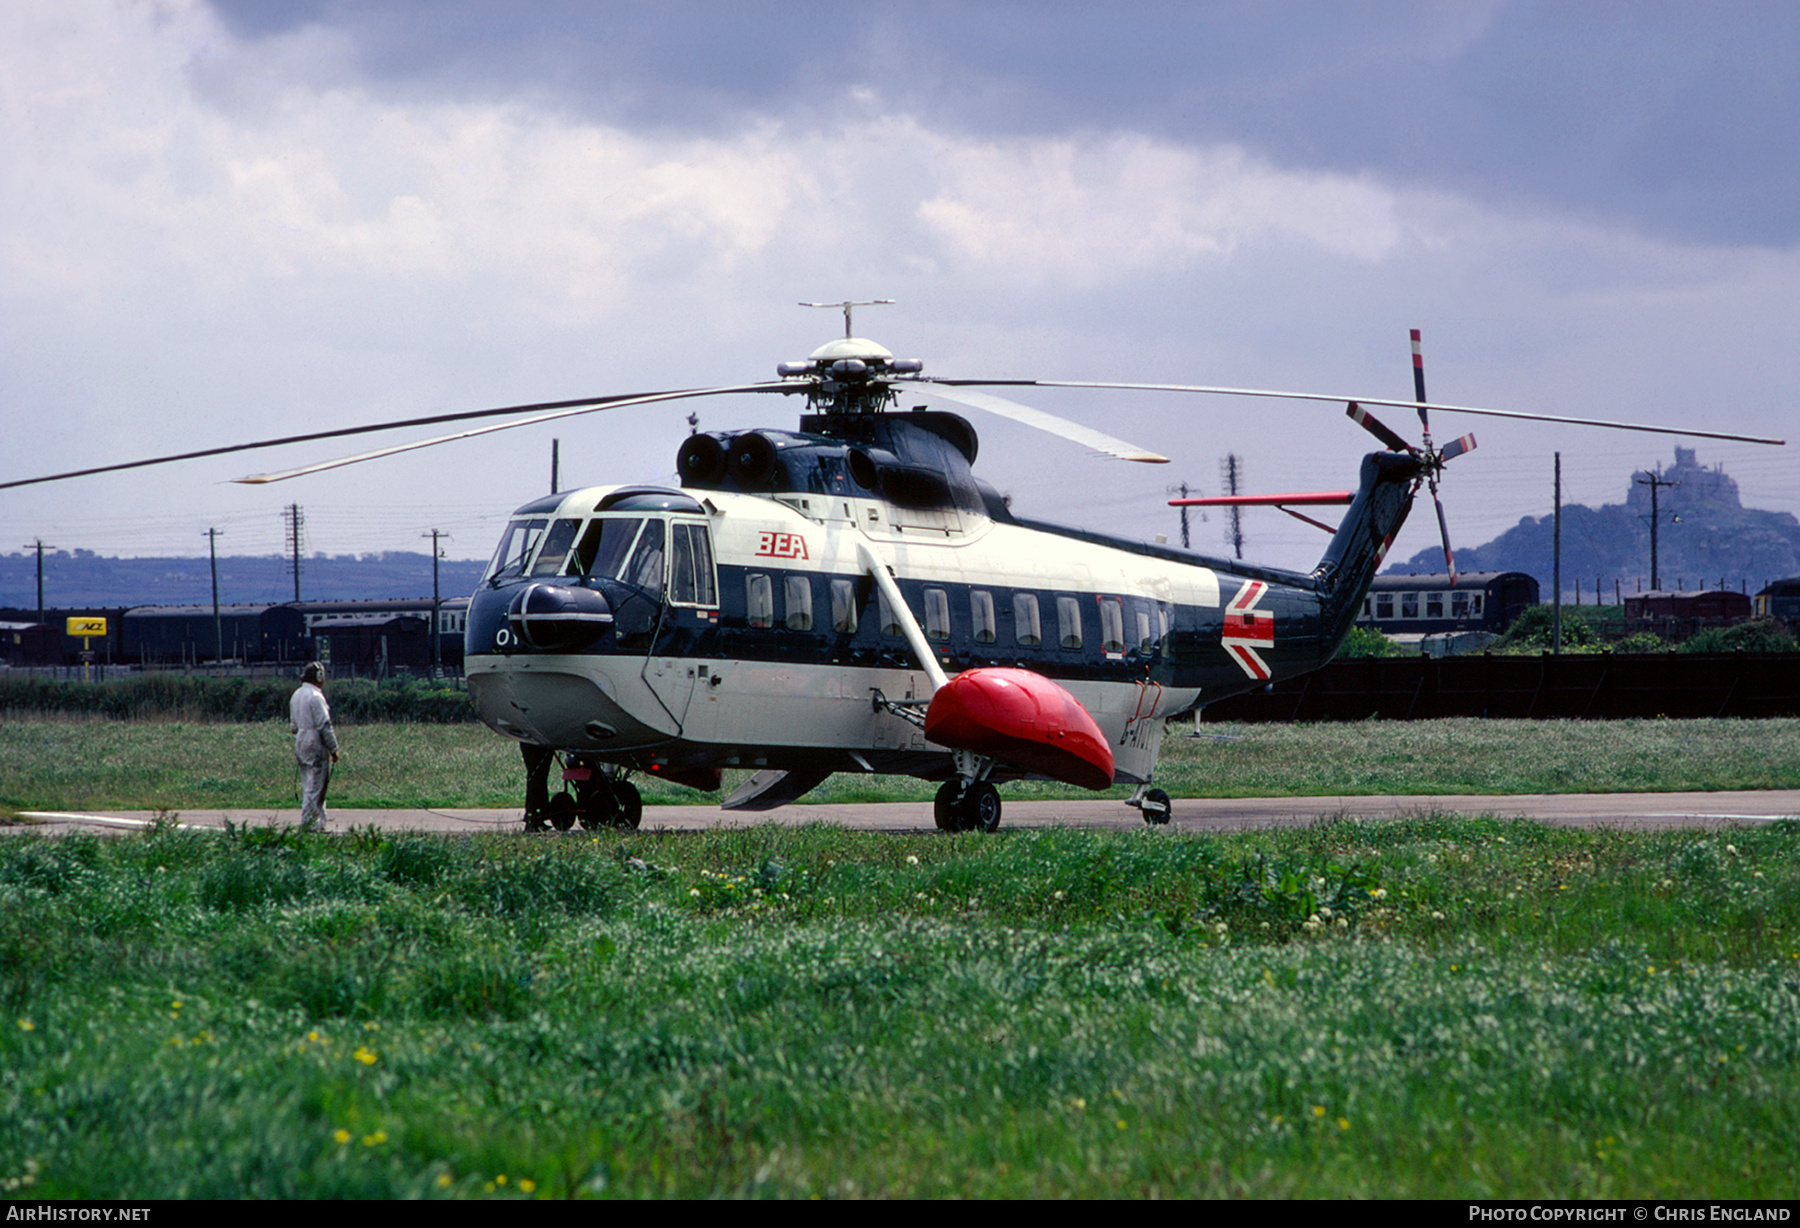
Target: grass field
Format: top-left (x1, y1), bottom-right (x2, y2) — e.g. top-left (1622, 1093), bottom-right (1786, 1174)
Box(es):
top-left (5, 717), bottom-right (1800, 813)
top-left (1, 818), bottom-right (1796, 1198)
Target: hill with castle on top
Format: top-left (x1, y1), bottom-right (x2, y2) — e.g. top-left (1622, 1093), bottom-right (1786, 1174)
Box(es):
top-left (1391, 447), bottom-right (1800, 599)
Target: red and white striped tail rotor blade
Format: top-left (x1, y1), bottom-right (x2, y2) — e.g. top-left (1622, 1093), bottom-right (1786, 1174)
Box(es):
top-left (1432, 487), bottom-right (1458, 587)
top-left (1438, 432), bottom-right (1477, 463)
top-left (1345, 402), bottom-right (1412, 452)
top-left (1411, 328), bottom-right (1432, 441)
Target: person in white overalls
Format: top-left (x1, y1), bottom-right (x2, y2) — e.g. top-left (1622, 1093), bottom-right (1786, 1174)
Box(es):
top-left (289, 661), bottom-right (341, 831)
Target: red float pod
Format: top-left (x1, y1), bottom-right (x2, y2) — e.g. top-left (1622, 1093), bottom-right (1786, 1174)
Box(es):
top-left (923, 667), bottom-right (1115, 791)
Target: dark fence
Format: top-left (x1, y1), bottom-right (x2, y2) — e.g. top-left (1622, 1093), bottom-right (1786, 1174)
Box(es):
top-left (1201, 653), bottom-right (1800, 722)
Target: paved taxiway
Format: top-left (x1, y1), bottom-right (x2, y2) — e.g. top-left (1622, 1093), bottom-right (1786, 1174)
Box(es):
top-left (17, 791), bottom-right (1800, 836)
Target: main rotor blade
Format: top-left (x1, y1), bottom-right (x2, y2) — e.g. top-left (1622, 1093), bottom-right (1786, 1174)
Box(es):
top-left (235, 383), bottom-right (790, 483)
top-left (918, 384), bottom-right (1168, 463)
top-left (2, 382), bottom-right (789, 491)
top-left (931, 379), bottom-right (1786, 446)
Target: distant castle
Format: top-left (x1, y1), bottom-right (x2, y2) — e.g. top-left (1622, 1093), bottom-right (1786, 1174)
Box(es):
top-left (1625, 446), bottom-right (1741, 515)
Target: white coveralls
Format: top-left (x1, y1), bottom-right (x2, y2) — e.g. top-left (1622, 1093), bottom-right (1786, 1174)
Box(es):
top-left (289, 681), bottom-right (340, 830)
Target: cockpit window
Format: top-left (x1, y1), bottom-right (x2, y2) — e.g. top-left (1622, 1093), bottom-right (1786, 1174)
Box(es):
top-left (572, 516), bottom-right (644, 579)
top-left (485, 518), bottom-right (548, 583)
top-left (528, 518), bottom-right (583, 577)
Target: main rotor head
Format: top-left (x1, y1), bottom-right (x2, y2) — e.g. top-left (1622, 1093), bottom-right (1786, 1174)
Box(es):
top-left (776, 336), bottom-right (924, 415)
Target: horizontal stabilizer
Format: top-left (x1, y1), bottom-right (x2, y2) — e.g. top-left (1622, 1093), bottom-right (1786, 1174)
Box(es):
top-left (1169, 491), bottom-right (1353, 507)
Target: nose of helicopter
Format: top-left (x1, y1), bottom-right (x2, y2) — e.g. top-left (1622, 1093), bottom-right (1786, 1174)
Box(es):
top-left (466, 661), bottom-right (678, 751)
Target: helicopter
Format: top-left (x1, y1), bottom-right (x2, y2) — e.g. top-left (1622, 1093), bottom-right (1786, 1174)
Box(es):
top-left (5, 305), bottom-right (1784, 831)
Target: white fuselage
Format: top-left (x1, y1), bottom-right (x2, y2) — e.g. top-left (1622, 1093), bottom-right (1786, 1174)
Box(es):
top-left (465, 484), bottom-right (1225, 785)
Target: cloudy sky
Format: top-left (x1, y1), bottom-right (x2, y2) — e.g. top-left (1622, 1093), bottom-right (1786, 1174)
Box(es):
top-left (4, 0), bottom-right (1796, 573)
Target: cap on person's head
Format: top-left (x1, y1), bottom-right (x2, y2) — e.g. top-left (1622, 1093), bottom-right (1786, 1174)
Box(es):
top-left (302, 661), bottom-right (324, 684)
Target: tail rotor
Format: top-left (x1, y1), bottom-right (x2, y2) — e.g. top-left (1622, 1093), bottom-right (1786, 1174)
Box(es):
top-left (1343, 330), bottom-right (1477, 585)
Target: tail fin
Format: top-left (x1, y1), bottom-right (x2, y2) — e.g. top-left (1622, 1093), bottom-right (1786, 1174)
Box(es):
top-left (1311, 451), bottom-right (1422, 654)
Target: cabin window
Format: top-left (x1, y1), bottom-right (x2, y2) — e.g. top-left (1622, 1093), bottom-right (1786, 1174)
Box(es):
top-left (924, 588), bottom-right (952, 641)
top-left (1057, 596), bottom-right (1082, 650)
top-left (746, 573), bottom-right (774, 629)
top-left (1400, 592), bottom-right (1419, 619)
top-left (1013, 593), bottom-right (1041, 646)
top-left (1099, 598), bottom-right (1125, 653)
top-left (785, 575), bottom-right (814, 632)
top-left (878, 588), bottom-right (904, 637)
top-left (1451, 591), bottom-right (1470, 618)
top-left (669, 522), bottom-right (717, 606)
top-left (1426, 592), bottom-right (1445, 618)
top-left (1135, 609), bottom-right (1153, 654)
top-left (1471, 594), bottom-right (1484, 615)
top-left (485, 518), bottom-right (548, 583)
top-left (529, 518), bottom-right (583, 577)
top-left (1375, 594), bottom-right (1394, 619)
top-left (831, 579), bottom-right (858, 634)
top-left (970, 591), bottom-right (997, 644)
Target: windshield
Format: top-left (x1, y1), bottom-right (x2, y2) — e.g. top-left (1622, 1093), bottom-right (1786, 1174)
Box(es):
top-left (528, 518), bottom-right (583, 577)
top-left (484, 518), bottom-right (548, 583)
top-left (573, 516), bottom-right (645, 580)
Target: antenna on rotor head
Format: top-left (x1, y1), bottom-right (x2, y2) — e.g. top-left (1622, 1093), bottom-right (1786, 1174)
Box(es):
top-left (801, 299), bottom-right (895, 338)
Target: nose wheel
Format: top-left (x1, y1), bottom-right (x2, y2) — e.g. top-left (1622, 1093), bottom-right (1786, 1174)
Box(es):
top-left (934, 779), bottom-right (1001, 833)
top-left (577, 775), bottom-right (643, 830)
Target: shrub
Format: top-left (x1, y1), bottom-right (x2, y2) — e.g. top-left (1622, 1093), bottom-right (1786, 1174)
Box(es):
top-left (1678, 618), bottom-right (1800, 654)
top-left (1333, 625), bottom-right (1403, 658)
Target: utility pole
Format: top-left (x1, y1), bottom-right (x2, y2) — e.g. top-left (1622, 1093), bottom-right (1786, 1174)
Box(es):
top-left (23, 539), bottom-right (54, 624)
top-left (423, 529), bottom-right (448, 679)
top-left (205, 528), bottom-right (224, 665)
top-left (1552, 453), bottom-right (1562, 654)
top-left (1636, 471), bottom-right (1680, 591)
top-left (1168, 482), bottom-right (1195, 548)
top-left (284, 504), bottom-right (305, 603)
top-left (1220, 454), bottom-right (1245, 560)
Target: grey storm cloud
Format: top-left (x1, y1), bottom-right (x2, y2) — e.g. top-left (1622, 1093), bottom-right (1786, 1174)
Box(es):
top-left (208, 0), bottom-right (1800, 247)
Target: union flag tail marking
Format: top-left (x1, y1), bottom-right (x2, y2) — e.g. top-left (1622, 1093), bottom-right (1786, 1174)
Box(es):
top-left (1222, 579), bottom-right (1274, 681)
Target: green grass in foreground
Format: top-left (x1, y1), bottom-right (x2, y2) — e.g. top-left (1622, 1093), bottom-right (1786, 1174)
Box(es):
top-left (4, 717), bottom-right (1799, 812)
top-left (1, 819), bottom-right (1797, 1198)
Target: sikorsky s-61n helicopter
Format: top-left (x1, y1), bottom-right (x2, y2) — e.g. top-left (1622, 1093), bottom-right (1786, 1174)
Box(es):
top-left (7, 304), bottom-right (1784, 831)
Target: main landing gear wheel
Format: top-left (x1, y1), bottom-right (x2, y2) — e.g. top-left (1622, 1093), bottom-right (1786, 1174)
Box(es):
top-left (577, 777), bottom-right (643, 831)
top-left (546, 793), bottom-right (578, 832)
top-left (613, 780), bottom-right (643, 831)
top-left (1140, 788), bottom-right (1172, 826)
top-left (934, 780), bottom-right (1002, 833)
